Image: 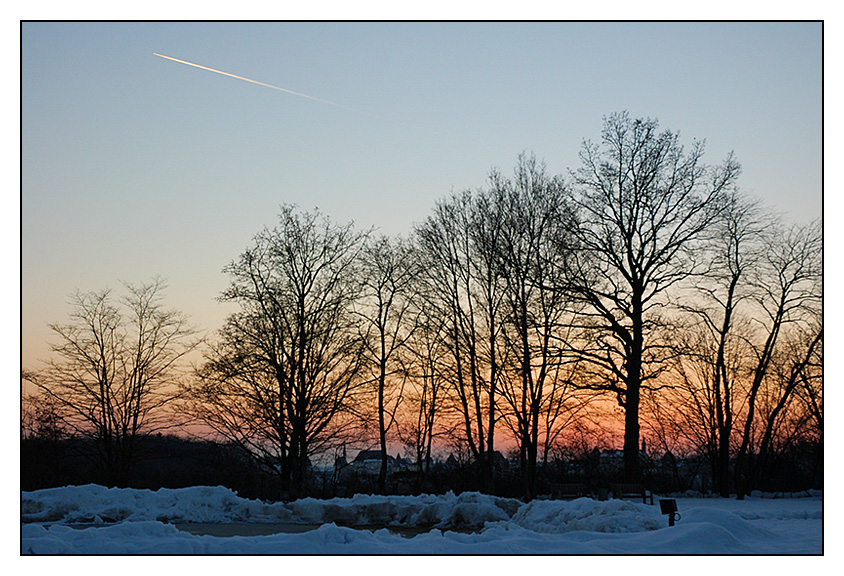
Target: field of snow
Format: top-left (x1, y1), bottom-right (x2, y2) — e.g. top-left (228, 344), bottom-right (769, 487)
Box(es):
top-left (21, 484), bottom-right (823, 555)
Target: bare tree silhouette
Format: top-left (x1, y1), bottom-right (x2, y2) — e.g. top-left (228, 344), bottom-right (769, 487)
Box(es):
top-left (23, 278), bottom-right (197, 486)
top-left (564, 112), bottom-right (741, 481)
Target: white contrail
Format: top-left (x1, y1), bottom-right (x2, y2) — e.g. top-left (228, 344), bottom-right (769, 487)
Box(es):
top-left (153, 52), bottom-right (380, 118)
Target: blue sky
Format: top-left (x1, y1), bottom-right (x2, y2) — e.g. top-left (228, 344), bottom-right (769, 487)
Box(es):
top-left (21, 21), bottom-right (822, 368)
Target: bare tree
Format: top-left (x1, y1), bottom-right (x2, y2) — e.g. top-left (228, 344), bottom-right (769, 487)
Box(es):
top-left (565, 112), bottom-right (740, 481)
top-left (414, 190), bottom-right (504, 492)
top-left (794, 326), bottom-right (823, 448)
top-left (467, 183), bottom-right (509, 492)
top-left (21, 390), bottom-right (69, 442)
top-left (399, 305), bottom-right (450, 492)
top-left (791, 322), bottom-right (823, 487)
top-left (667, 315), bottom-right (754, 495)
top-left (357, 235), bottom-right (420, 492)
top-left (672, 193), bottom-right (767, 496)
top-left (490, 153), bottom-right (580, 499)
top-left (184, 206), bottom-right (368, 495)
top-left (734, 219), bottom-right (821, 497)
top-left (23, 278), bottom-right (197, 486)
top-left (754, 321), bottom-right (822, 477)
top-left (186, 317), bottom-right (292, 486)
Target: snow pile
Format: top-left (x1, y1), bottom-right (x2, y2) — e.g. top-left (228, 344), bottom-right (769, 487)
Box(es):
top-left (21, 484), bottom-right (295, 524)
top-left (288, 491), bottom-right (521, 530)
top-left (21, 485), bottom-right (520, 530)
top-left (20, 485), bottom-right (823, 554)
top-left (504, 497), bottom-right (662, 533)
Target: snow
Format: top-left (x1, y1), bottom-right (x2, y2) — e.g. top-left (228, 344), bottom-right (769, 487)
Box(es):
top-left (20, 484), bottom-right (823, 555)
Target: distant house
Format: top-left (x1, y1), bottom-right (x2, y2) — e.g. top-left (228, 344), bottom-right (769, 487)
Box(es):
top-left (349, 450), bottom-right (395, 475)
top-left (441, 450), bottom-right (510, 471)
top-left (492, 450), bottom-right (510, 471)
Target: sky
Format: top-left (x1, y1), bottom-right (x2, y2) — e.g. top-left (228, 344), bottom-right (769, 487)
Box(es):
top-left (20, 21), bottom-right (822, 374)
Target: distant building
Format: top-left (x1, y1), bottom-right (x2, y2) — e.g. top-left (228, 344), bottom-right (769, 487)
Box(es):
top-left (349, 450), bottom-right (395, 476)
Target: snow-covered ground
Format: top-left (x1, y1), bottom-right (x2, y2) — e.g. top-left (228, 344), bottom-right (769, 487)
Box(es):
top-left (21, 484), bottom-right (822, 554)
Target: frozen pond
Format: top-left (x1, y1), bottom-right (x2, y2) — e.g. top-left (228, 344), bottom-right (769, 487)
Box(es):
top-left (174, 522), bottom-right (322, 536)
top-left (172, 522), bottom-right (440, 537)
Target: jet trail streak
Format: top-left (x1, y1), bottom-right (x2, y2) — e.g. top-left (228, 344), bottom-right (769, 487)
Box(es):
top-left (153, 52), bottom-right (377, 118)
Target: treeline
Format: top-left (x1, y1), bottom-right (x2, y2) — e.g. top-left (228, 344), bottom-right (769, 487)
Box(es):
top-left (20, 434), bottom-right (277, 497)
top-left (22, 112), bottom-right (821, 500)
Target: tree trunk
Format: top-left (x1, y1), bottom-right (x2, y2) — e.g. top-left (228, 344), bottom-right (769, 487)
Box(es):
top-left (735, 305), bottom-right (784, 499)
top-left (377, 357), bottom-right (388, 493)
top-left (622, 382), bottom-right (641, 482)
top-left (714, 273), bottom-right (739, 497)
top-left (623, 299), bottom-right (644, 482)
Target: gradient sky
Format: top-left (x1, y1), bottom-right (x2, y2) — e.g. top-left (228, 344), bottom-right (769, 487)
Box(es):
top-left (21, 21), bottom-right (822, 371)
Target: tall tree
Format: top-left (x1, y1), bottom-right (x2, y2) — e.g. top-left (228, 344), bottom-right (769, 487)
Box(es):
top-left (415, 190), bottom-right (505, 492)
top-left (186, 206), bottom-right (368, 495)
top-left (23, 278), bottom-right (197, 486)
top-left (565, 112), bottom-right (740, 481)
top-left (491, 153), bottom-right (579, 499)
top-left (674, 193), bottom-right (766, 496)
top-left (400, 304), bottom-right (449, 492)
top-left (793, 323), bottom-right (823, 477)
top-left (357, 235), bottom-right (420, 492)
top-left (734, 219), bottom-right (821, 497)
top-left (754, 320), bottom-right (822, 483)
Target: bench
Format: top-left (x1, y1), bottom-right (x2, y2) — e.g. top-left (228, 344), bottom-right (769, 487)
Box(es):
top-left (550, 483), bottom-right (589, 499)
top-left (610, 483), bottom-right (654, 504)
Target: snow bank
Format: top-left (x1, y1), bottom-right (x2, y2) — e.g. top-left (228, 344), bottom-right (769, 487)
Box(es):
top-left (505, 497), bottom-right (662, 533)
top-left (20, 485), bottom-right (823, 554)
top-left (288, 490), bottom-right (520, 529)
top-left (21, 485), bottom-right (520, 530)
top-left (21, 484), bottom-right (295, 524)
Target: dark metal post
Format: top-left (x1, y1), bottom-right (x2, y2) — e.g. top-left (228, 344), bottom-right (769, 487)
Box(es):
top-left (659, 499), bottom-right (679, 528)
